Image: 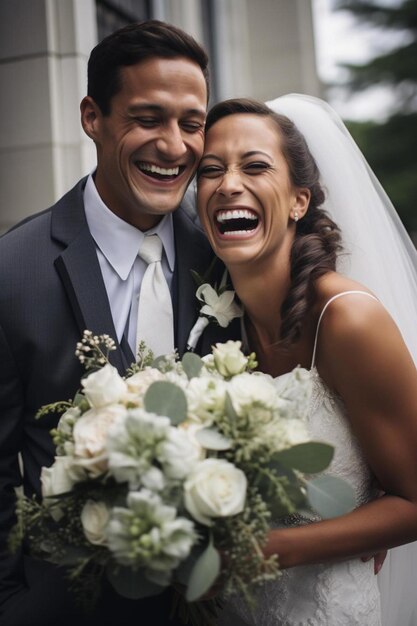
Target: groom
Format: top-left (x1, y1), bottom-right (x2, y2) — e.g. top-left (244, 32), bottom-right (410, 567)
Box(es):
top-left (0, 20), bottom-right (237, 626)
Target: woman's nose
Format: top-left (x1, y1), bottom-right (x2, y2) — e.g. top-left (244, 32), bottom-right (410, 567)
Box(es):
top-left (216, 169), bottom-right (244, 196)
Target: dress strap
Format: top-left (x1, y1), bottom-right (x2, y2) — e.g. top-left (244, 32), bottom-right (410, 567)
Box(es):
top-left (310, 290), bottom-right (379, 369)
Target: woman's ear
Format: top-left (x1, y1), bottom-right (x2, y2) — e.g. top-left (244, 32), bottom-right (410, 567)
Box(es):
top-left (291, 188), bottom-right (311, 221)
top-left (80, 96), bottom-right (101, 140)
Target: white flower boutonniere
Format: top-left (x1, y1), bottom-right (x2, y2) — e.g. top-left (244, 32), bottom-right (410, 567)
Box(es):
top-left (186, 270), bottom-right (243, 352)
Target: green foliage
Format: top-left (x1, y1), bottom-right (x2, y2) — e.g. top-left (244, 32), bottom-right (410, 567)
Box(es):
top-left (333, 0), bottom-right (417, 236)
top-left (274, 442), bottom-right (334, 473)
top-left (143, 381), bottom-right (187, 424)
top-left (186, 534), bottom-right (221, 602)
top-left (307, 475), bottom-right (356, 518)
top-left (195, 428), bottom-right (232, 451)
top-left (347, 112), bottom-right (417, 232)
top-left (213, 488), bottom-right (279, 604)
top-left (35, 400), bottom-right (72, 420)
top-left (181, 352), bottom-right (204, 379)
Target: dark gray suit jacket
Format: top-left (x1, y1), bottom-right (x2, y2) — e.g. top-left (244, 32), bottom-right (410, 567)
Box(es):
top-left (0, 178), bottom-right (239, 625)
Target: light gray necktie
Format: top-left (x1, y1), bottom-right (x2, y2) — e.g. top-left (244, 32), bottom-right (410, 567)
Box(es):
top-left (136, 234), bottom-right (174, 358)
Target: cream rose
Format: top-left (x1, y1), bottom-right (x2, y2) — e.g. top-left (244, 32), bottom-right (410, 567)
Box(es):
top-left (228, 372), bottom-right (284, 415)
top-left (41, 456), bottom-right (78, 497)
top-left (81, 364), bottom-right (128, 409)
top-left (212, 341), bottom-right (248, 378)
top-left (184, 458), bottom-right (247, 526)
top-left (125, 368), bottom-right (164, 401)
top-left (73, 404), bottom-right (126, 476)
top-left (81, 500), bottom-right (110, 545)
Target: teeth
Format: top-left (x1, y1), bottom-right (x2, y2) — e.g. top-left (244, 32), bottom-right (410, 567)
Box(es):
top-left (224, 230), bottom-right (255, 237)
top-left (216, 209), bottom-right (257, 223)
top-left (138, 163), bottom-right (180, 176)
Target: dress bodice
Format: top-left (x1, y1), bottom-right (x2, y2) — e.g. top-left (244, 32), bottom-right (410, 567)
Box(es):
top-left (308, 367), bottom-right (377, 509)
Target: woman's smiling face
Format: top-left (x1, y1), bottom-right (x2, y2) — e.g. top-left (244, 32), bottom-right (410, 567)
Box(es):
top-left (197, 113), bottom-right (308, 268)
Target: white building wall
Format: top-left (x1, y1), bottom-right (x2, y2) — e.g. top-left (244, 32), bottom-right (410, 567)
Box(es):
top-left (0, 0), bottom-right (97, 232)
top-left (0, 0), bottom-right (320, 230)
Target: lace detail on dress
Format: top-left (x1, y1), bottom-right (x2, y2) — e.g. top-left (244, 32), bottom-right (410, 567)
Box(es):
top-left (217, 368), bottom-right (382, 626)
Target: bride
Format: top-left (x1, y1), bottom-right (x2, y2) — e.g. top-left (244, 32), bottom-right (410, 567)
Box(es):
top-left (196, 94), bottom-right (417, 625)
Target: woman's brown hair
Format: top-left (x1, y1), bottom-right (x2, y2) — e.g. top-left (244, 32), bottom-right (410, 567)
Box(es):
top-left (205, 98), bottom-right (342, 345)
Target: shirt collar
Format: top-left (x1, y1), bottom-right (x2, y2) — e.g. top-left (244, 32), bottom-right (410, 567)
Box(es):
top-left (83, 173), bottom-right (175, 280)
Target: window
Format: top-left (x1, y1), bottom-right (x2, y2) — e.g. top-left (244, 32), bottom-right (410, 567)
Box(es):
top-left (96, 0), bottom-right (151, 40)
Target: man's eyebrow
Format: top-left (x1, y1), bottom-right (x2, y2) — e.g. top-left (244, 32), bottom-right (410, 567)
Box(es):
top-left (127, 103), bottom-right (205, 117)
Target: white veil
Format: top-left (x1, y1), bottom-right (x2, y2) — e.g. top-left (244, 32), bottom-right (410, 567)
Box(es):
top-left (266, 94), bottom-right (417, 626)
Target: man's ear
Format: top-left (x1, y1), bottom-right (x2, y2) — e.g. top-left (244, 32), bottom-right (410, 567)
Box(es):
top-left (80, 96), bottom-right (101, 140)
top-left (291, 188), bottom-right (311, 221)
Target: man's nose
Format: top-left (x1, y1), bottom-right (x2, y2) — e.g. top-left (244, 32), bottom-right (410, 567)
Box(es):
top-left (155, 124), bottom-right (187, 160)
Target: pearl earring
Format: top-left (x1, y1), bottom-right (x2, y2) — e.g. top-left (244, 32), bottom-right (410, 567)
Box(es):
top-left (293, 212), bottom-right (299, 223)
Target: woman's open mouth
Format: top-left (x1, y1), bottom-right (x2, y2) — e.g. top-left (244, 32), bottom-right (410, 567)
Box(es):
top-left (215, 208), bottom-right (259, 237)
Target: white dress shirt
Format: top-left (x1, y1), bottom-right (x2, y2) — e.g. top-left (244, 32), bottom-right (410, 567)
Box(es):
top-left (83, 173), bottom-right (175, 355)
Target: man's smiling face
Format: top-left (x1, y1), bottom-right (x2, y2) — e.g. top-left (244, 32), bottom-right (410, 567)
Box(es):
top-left (82, 56), bottom-right (207, 230)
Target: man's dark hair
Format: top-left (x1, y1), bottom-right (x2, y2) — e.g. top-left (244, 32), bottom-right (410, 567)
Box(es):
top-left (88, 20), bottom-right (209, 115)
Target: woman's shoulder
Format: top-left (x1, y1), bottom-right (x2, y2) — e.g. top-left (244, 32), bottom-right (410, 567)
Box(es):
top-left (313, 272), bottom-right (401, 362)
top-left (313, 272), bottom-right (381, 326)
top-left (314, 272), bottom-right (374, 307)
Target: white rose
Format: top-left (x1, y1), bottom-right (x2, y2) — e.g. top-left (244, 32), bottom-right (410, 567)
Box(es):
top-left (73, 404), bottom-right (126, 476)
top-left (41, 456), bottom-right (77, 497)
top-left (273, 367), bottom-right (312, 420)
top-left (185, 376), bottom-right (226, 426)
top-left (81, 364), bottom-right (128, 409)
top-left (184, 458), bottom-right (247, 526)
top-left (228, 372), bottom-right (285, 416)
top-left (81, 500), bottom-right (110, 545)
top-left (157, 427), bottom-right (202, 480)
top-left (125, 368), bottom-right (164, 402)
top-left (212, 341), bottom-right (248, 378)
top-left (57, 406), bottom-right (81, 436)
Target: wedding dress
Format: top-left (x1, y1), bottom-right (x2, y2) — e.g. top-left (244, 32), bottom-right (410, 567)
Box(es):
top-left (218, 291), bottom-right (382, 626)
top-left (266, 94), bottom-right (417, 626)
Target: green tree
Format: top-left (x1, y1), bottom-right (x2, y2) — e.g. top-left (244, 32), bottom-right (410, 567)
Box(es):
top-left (333, 0), bottom-right (417, 235)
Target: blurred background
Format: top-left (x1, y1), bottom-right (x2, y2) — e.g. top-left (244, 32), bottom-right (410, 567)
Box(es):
top-left (0, 0), bottom-right (416, 239)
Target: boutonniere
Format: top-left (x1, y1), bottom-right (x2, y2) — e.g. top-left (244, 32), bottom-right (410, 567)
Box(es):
top-left (186, 263), bottom-right (243, 352)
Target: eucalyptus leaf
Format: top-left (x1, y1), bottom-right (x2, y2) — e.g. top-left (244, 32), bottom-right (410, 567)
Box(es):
top-left (175, 541), bottom-right (208, 586)
top-left (224, 392), bottom-right (238, 421)
top-left (307, 475), bottom-right (356, 519)
top-left (196, 428), bottom-right (232, 451)
top-left (144, 381), bottom-right (187, 424)
top-left (152, 355), bottom-right (168, 371)
top-left (274, 442), bottom-right (334, 473)
top-left (182, 352), bottom-right (203, 380)
top-left (106, 563), bottom-right (164, 600)
top-left (186, 538), bottom-right (221, 602)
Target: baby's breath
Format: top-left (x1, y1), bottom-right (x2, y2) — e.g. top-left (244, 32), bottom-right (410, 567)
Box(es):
top-left (75, 330), bottom-right (116, 371)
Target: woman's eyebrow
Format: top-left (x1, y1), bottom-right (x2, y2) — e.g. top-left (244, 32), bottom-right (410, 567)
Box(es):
top-left (200, 150), bottom-right (273, 162)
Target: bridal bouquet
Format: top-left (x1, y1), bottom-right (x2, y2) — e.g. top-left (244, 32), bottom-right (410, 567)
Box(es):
top-left (11, 332), bottom-right (353, 615)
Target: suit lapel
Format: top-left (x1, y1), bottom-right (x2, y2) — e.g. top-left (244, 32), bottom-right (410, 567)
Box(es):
top-left (172, 208), bottom-right (213, 357)
top-left (51, 179), bottom-right (128, 374)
